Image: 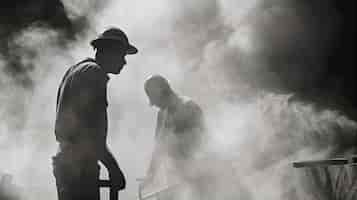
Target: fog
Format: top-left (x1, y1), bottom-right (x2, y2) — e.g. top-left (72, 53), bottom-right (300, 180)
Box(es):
top-left (0, 0), bottom-right (356, 200)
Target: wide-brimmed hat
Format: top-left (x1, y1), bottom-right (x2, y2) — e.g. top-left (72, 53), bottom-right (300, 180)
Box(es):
top-left (90, 27), bottom-right (138, 54)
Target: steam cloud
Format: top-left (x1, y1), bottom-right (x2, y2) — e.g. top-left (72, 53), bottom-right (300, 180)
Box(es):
top-left (0, 0), bottom-right (355, 199)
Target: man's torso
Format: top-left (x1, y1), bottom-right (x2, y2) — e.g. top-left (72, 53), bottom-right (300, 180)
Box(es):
top-left (157, 96), bottom-right (204, 159)
top-left (55, 58), bottom-right (109, 160)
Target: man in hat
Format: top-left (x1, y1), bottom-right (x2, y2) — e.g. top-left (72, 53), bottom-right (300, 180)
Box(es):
top-left (53, 27), bottom-right (137, 200)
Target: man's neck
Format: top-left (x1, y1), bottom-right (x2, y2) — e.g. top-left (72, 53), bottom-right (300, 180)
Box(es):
top-left (94, 56), bottom-right (109, 73)
top-left (90, 57), bottom-right (111, 80)
top-left (167, 92), bottom-right (181, 113)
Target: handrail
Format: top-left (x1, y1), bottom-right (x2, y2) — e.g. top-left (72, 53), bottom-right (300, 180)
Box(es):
top-left (137, 178), bottom-right (180, 200)
top-left (293, 155), bottom-right (357, 168)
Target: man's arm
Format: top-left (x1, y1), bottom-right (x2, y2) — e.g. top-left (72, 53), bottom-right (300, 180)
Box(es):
top-left (79, 64), bottom-right (126, 189)
top-left (97, 143), bottom-right (126, 190)
top-left (146, 110), bottom-right (164, 181)
top-left (99, 145), bottom-right (120, 172)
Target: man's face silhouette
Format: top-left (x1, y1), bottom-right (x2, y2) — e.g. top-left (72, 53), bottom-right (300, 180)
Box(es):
top-left (99, 44), bottom-right (127, 74)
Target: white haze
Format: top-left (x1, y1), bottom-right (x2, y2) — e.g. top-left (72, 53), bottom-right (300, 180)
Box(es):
top-left (0, 0), bottom-right (356, 200)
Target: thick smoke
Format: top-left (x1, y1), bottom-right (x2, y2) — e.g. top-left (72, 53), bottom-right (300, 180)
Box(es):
top-left (0, 0), bottom-right (108, 199)
top-left (1, 0), bottom-right (79, 86)
top-left (0, 0), bottom-right (100, 150)
top-left (0, 0), bottom-right (356, 200)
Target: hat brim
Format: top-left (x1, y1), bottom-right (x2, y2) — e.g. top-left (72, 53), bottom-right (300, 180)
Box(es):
top-left (126, 44), bottom-right (138, 55)
top-left (91, 38), bottom-right (138, 55)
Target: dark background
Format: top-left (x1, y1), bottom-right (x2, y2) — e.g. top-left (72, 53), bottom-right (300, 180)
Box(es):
top-left (239, 0), bottom-right (356, 121)
top-left (269, 0), bottom-right (356, 121)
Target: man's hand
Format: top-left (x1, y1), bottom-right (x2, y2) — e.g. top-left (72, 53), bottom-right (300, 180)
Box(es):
top-left (109, 168), bottom-right (126, 190)
top-left (98, 145), bottom-right (126, 190)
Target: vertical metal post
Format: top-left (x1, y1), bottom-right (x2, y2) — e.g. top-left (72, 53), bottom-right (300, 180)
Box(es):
top-left (99, 180), bottom-right (119, 200)
top-left (138, 182), bottom-right (143, 200)
top-left (110, 187), bottom-right (118, 200)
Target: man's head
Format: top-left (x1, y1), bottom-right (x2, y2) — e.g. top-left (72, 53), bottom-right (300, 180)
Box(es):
top-left (144, 75), bottom-right (173, 109)
top-left (91, 27), bottom-right (137, 74)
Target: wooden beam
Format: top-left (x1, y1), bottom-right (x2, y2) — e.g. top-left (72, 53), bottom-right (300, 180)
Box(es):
top-left (293, 156), bottom-right (357, 168)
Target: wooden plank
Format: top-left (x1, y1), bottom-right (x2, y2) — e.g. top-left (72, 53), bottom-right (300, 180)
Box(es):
top-left (293, 158), bottom-right (348, 168)
top-left (293, 156), bottom-right (357, 168)
top-left (349, 156), bottom-right (357, 165)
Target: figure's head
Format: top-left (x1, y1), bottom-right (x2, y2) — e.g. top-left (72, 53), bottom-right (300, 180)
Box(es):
top-left (91, 27), bottom-right (137, 74)
top-left (144, 75), bottom-right (173, 109)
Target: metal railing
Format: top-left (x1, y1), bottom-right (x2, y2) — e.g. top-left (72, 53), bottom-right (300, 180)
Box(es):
top-left (293, 156), bottom-right (357, 168)
top-left (292, 155), bottom-right (357, 200)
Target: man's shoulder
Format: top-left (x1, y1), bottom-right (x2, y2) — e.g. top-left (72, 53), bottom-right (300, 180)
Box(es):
top-left (179, 96), bottom-right (203, 116)
top-left (181, 96), bottom-right (201, 109)
top-left (75, 58), bottom-right (104, 75)
top-left (70, 58), bottom-right (108, 81)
